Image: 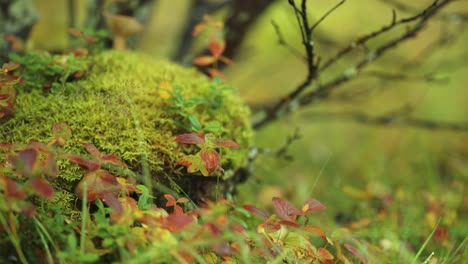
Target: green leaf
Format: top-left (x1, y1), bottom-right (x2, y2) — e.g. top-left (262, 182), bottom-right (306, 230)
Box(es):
top-left (188, 114), bottom-right (202, 131)
top-left (204, 123), bottom-right (222, 132)
top-left (136, 185), bottom-right (151, 209)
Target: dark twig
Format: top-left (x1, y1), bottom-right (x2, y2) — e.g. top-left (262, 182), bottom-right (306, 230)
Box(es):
top-left (275, 127), bottom-right (302, 160)
top-left (310, 0), bottom-right (346, 32)
top-left (300, 0), bottom-right (452, 106)
top-left (271, 20), bottom-right (305, 60)
top-left (253, 0), bottom-right (327, 129)
top-left (253, 0), bottom-right (458, 131)
top-left (302, 110), bottom-right (468, 132)
top-left (319, 3), bottom-right (432, 72)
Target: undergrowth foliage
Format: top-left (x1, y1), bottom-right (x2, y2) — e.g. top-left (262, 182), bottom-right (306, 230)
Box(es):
top-left (0, 123), bottom-right (371, 263)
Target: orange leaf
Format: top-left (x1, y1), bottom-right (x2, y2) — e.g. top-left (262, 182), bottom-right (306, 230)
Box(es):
top-left (344, 244), bottom-right (367, 264)
top-left (213, 138), bottom-right (240, 149)
top-left (175, 133), bottom-right (205, 145)
top-left (209, 38), bottom-right (225, 57)
top-left (317, 247), bottom-right (334, 260)
top-left (200, 149), bottom-right (220, 176)
top-left (206, 68), bottom-right (225, 80)
top-left (302, 199), bottom-right (326, 214)
top-left (164, 194), bottom-right (177, 207)
top-left (193, 56), bottom-right (217, 66)
top-left (219, 56), bottom-right (234, 65)
top-left (192, 23), bottom-right (207, 37)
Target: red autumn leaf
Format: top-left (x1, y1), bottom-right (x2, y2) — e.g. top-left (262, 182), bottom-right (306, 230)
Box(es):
top-left (100, 192), bottom-right (123, 214)
top-left (213, 138), bottom-right (240, 149)
top-left (176, 156), bottom-right (193, 167)
top-left (193, 55), bottom-right (217, 66)
top-left (174, 205), bottom-right (184, 215)
top-left (62, 154), bottom-right (100, 171)
top-left (15, 148), bottom-right (41, 177)
top-left (213, 241), bottom-right (235, 256)
top-left (0, 94), bottom-right (9, 100)
top-left (99, 171), bottom-right (118, 184)
top-left (200, 149), bottom-right (220, 176)
top-left (164, 193), bottom-right (177, 207)
top-left (44, 155), bottom-right (59, 180)
top-left (101, 154), bottom-right (127, 167)
top-left (278, 220), bottom-right (301, 228)
top-left (302, 199), bottom-right (326, 214)
top-left (67, 28), bottom-right (83, 37)
top-left (262, 222), bottom-right (282, 233)
top-left (26, 141), bottom-right (49, 152)
top-left (0, 142), bottom-right (13, 149)
top-left (177, 155), bottom-right (201, 174)
top-left (51, 122), bottom-right (72, 143)
top-left (231, 223), bottom-right (246, 234)
top-left (29, 178), bottom-right (54, 199)
top-left (272, 197), bottom-right (301, 221)
top-left (344, 243), bottom-right (367, 264)
top-left (175, 133), bottom-right (205, 145)
top-left (81, 142), bottom-right (101, 158)
top-left (209, 38), bottom-right (225, 57)
top-left (84, 36), bottom-right (97, 43)
top-left (434, 225), bottom-right (449, 243)
top-left (317, 247), bottom-right (334, 261)
top-left (162, 214), bottom-right (194, 232)
top-left (304, 225), bottom-right (326, 239)
top-left (74, 170), bottom-right (122, 201)
top-left (219, 56), bottom-right (234, 65)
top-left (3, 176), bottom-right (27, 200)
top-left (242, 204), bottom-right (270, 219)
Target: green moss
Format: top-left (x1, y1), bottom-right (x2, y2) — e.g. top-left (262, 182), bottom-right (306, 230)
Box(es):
top-left (0, 50), bottom-right (253, 208)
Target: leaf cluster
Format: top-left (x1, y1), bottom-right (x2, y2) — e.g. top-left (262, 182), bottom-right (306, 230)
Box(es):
top-left (8, 51), bottom-right (87, 92)
top-left (175, 133), bottom-right (240, 176)
top-left (165, 77), bottom-right (236, 133)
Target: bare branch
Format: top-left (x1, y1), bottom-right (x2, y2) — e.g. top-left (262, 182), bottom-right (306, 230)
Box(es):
top-left (275, 127), bottom-right (302, 160)
top-left (310, 0), bottom-right (346, 32)
top-left (253, 0), bottom-right (325, 129)
top-left (302, 110), bottom-right (468, 132)
top-left (271, 20), bottom-right (305, 60)
top-left (253, 0), bottom-right (460, 130)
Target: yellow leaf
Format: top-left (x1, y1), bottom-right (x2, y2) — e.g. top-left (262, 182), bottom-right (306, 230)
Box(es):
top-left (158, 81), bottom-right (173, 99)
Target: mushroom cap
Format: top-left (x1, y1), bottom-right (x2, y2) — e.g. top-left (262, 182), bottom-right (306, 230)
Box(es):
top-left (104, 12), bottom-right (144, 37)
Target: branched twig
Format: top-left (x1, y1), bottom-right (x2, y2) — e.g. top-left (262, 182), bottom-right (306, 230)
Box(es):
top-left (271, 20), bottom-right (305, 60)
top-left (253, 0), bottom-right (329, 129)
top-left (275, 127), bottom-right (302, 160)
top-left (253, 0), bottom-right (464, 132)
top-left (299, 0), bottom-right (452, 105)
top-left (310, 0), bottom-right (346, 32)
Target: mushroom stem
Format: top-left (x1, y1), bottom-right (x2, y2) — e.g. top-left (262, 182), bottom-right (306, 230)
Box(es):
top-left (113, 35), bottom-right (127, 50)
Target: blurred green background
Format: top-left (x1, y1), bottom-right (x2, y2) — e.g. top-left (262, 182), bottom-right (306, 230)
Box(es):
top-left (7, 0), bottom-right (468, 261)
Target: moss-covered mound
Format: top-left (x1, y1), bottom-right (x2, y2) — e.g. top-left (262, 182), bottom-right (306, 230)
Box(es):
top-left (0, 50), bottom-right (252, 205)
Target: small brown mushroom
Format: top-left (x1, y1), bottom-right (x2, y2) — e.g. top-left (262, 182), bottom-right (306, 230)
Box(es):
top-left (104, 12), bottom-right (144, 50)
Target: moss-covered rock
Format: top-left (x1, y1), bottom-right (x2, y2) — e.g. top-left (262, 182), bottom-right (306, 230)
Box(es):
top-left (0, 50), bottom-right (253, 207)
